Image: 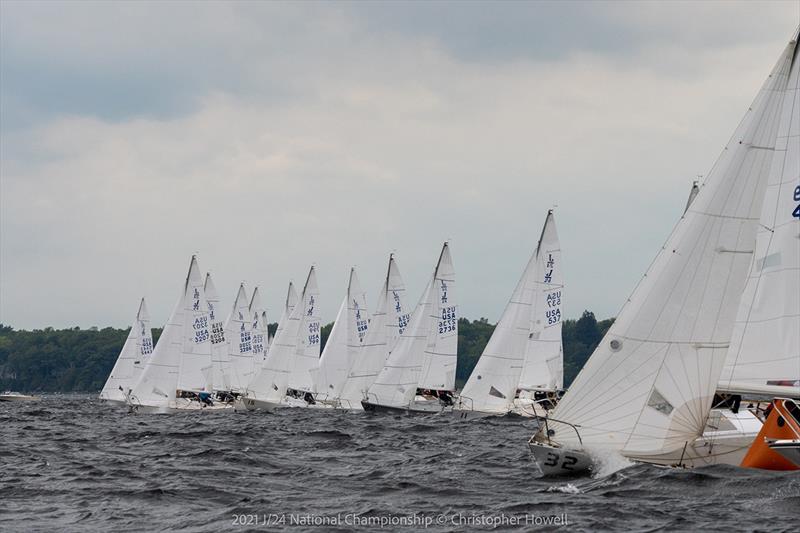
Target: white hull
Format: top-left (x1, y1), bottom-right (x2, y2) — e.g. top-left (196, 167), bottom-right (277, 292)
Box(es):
top-left (0, 393), bottom-right (40, 402)
top-left (531, 408), bottom-right (762, 475)
top-left (242, 397), bottom-right (281, 412)
top-left (768, 440), bottom-right (800, 468)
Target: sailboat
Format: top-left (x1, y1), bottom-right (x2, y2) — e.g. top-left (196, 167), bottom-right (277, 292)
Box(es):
top-left (515, 211), bottom-right (564, 415)
top-left (456, 211), bottom-right (562, 418)
top-left (205, 273), bottom-right (235, 395)
top-left (244, 267), bottom-right (317, 411)
top-left (128, 255), bottom-right (225, 412)
top-left (528, 30), bottom-right (798, 475)
top-left (363, 242), bottom-right (457, 413)
top-left (100, 298), bottom-right (154, 405)
top-left (286, 266), bottom-right (321, 405)
top-left (314, 268), bottom-right (369, 407)
top-left (339, 254), bottom-right (409, 410)
top-left (249, 287), bottom-right (269, 380)
top-left (225, 283), bottom-right (254, 392)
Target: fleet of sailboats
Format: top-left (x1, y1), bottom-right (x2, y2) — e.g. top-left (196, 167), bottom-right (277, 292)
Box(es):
top-left (96, 28), bottom-right (799, 474)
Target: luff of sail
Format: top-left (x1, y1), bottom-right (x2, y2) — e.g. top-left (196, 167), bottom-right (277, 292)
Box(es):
top-left (316, 268), bottom-right (369, 401)
top-left (719, 31), bottom-right (800, 399)
top-left (418, 243), bottom-right (458, 391)
top-left (288, 266), bottom-right (321, 393)
top-left (205, 273), bottom-right (233, 391)
top-left (459, 219), bottom-right (542, 413)
top-left (543, 35), bottom-right (798, 457)
top-left (519, 211), bottom-right (564, 392)
top-left (339, 255), bottom-right (408, 410)
top-left (100, 298), bottom-right (153, 403)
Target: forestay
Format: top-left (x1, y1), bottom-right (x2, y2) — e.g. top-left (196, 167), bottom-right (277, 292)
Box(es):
top-left (315, 268), bottom-right (369, 401)
top-left (339, 255), bottom-right (408, 409)
top-left (100, 298), bottom-right (153, 402)
top-left (418, 243), bottom-right (458, 391)
top-left (519, 211), bottom-right (564, 392)
top-left (546, 37), bottom-right (798, 456)
top-left (720, 34), bottom-right (800, 399)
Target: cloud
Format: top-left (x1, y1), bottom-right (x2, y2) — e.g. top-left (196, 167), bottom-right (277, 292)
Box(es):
top-left (1, 1), bottom-right (798, 329)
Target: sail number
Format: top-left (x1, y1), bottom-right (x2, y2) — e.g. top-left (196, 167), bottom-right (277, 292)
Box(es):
top-left (439, 306), bottom-right (457, 334)
top-left (210, 322), bottom-right (225, 345)
top-left (140, 337), bottom-right (153, 355)
top-left (252, 333), bottom-right (264, 355)
top-left (308, 321), bottom-right (320, 345)
top-left (239, 330), bottom-right (252, 353)
top-left (793, 185), bottom-right (800, 219)
top-left (546, 308), bottom-right (561, 325)
top-left (398, 313), bottom-right (410, 335)
top-left (193, 316), bottom-right (209, 343)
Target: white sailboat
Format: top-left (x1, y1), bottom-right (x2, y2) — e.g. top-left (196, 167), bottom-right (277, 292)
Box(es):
top-left (717, 32), bottom-right (800, 399)
top-left (205, 273), bottom-right (234, 393)
top-left (363, 242), bottom-right (457, 413)
top-left (314, 268), bottom-right (369, 406)
top-left (249, 287), bottom-right (269, 380)
top-left (100, 298), bottom-right (154, 405)
top-left (129, 255), bottom-right (222, 412)
top-left (516, 210), bottom-right (565, 413)
top-left (457, 211), bottom-right (562, 418)
top-left (244, 267), bottom-right (316, 411)
top-left (225, 283), bottom-right (254, 392)
top-left (286, 266), bottom-right (321, 401)
top-left (529, 32), bottom-right (799, 474)
top-left (339, 254), bottom-right (409, 410)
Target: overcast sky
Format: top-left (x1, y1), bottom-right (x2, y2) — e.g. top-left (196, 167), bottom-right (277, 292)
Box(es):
top-left (1, 1), bottom-right (798, 330)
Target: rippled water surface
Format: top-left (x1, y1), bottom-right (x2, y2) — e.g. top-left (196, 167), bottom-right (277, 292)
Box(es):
top-left (2, 395), bottom-right (799, 532)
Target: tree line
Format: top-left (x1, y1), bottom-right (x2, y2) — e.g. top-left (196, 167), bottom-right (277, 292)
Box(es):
top-left (0, 311), bottom-right (612, 393)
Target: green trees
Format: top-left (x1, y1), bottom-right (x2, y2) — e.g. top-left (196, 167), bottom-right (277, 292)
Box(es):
top-left (0, 311), bottom-right (613, 393)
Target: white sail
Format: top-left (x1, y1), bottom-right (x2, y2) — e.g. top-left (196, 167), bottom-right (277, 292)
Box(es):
top-left (340, 255), bottom-right (408, 409)
top-left (316, 268), bottom-right (369, 401)
top-left (367, 243), bottom-right (451, 407)
top-left (249, 287), bottom-right (269, 378)
top-left (418, 243), bottom-right (458, 391)
top-left (545, 37), bottom-right (798, 457)
top-left (131, 255), bottom-right (210, 406)
top-left (225, 283), bottom-right (253, 391)
top-left (288, 267), bottom-right (321, 393)
top-left (101, 298), bottom-right (153, 402)
top-left (175, 257), bottom-right (214, 393)
top-left (719, 35), bottom-right (800, 398)
top-left (205, 273), bottom-right (233, 391)
top-left (460, 224), bottom-right (542, 413)
top-left (519, 211), bottom-right (564, 391)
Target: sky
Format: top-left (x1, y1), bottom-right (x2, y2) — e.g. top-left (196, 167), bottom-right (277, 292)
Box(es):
top-left (1, 0), bottom-right (798, 330)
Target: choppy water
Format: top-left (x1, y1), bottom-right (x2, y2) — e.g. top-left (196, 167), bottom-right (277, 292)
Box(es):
top-left (1, 396), bottom-right (798, 532)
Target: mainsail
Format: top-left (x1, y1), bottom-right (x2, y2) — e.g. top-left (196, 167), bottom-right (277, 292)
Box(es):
top-left (100, 298), bottom-right (153, 402)
top-left (205, 273), bottom-right (233, 391)
top-left (288, 267), bottom-right (321, 393)
top-left (719, 33), bottom-right (800, 398)
top-left (225, 283), bottom-right (254, 391)
top-left (339, 255), bottom-right (408, 409)
top-left (131, 255), bottom-right (210, 406)
top-left (315, 268), bottom-right (369, 401)
top-left (545, 35), bottom-right (799, 456)
top-left (418, 243), bottom-right (458, 391)
top-left (367, 243), bottom-right (452, 407)
top-left (519, 211), bottom-right (564, 391)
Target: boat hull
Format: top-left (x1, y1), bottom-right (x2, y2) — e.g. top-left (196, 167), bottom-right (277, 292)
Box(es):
top-left (0, 394), bottom-right (41, 402)
top-left (242, 397), bottom-right (280, 412)
top-left (769, 441), bottom-right (800, 468)
top-left (361, 400), bottom-right (442, 415)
